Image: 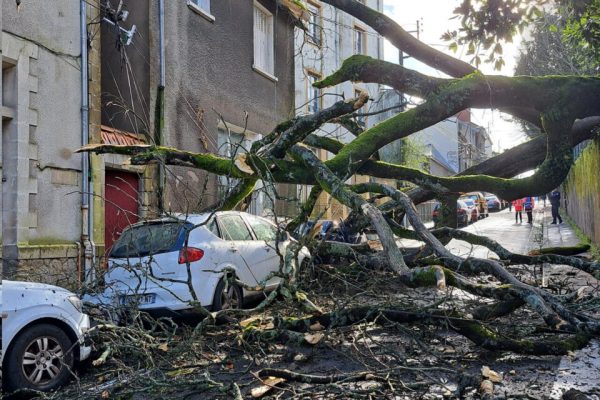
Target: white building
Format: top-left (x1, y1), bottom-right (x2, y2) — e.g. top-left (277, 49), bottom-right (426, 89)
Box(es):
top-left (294, 0), bottom-right (385, 218)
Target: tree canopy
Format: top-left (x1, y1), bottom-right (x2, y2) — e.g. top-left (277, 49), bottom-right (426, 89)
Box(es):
top-left (82, 0), bottom-right (600, 355)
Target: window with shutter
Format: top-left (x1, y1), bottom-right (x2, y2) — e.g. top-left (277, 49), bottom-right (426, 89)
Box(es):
top-left (253, 2), bottom-right (274, 75)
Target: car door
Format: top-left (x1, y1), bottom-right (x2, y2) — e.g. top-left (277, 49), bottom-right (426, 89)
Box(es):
top-left (216, 213), bottom-right (267, 288)
top-left (241, 213), bottom-right (282, 289)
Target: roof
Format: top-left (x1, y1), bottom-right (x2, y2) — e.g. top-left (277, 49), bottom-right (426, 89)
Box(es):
top-left (430, 145), bottom-right (458, 174)
top-left (100, 125), bottom-right (146, 146)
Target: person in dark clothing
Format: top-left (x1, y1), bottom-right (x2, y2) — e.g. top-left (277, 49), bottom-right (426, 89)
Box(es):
top-left (523, 196), bottom-right (535, 224)
top-left (549, 189), bottom-right (563, 224)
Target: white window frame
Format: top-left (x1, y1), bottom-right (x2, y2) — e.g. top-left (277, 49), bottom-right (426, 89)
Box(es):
top-left (187, 0), bottom-right (215, 22)
top-left (306, 70), bottom-right (322, 114)
top-left (354, 25), bottom-right (366, 55)
top-left (306, 2), bottom-right (322, 46)
top-left (253, 1), bottom-right (277, 81)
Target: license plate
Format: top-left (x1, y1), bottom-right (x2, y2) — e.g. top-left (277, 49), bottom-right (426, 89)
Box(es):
top-left (120, 293), bottom-right (156, 306)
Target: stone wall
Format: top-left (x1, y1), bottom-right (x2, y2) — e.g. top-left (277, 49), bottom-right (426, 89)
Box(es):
top-left (563, 138), bottom-right (600, 247)
top-left (1, 244), bottom-right (80, 290)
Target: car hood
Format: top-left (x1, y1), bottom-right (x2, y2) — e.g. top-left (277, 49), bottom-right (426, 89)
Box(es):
top-left (2, 279), bottom-right (73, 295)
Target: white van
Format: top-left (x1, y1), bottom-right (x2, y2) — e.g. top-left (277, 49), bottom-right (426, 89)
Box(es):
top-left (1, 280), bottom-right (92, 392)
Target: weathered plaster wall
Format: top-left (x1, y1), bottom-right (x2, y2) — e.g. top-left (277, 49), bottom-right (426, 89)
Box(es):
top-left (564, 138), bottom-right (600, 247)
top-left (157, 0), bottom-right (295, 212)
top-left (102, 1), bottom-right (296, 216)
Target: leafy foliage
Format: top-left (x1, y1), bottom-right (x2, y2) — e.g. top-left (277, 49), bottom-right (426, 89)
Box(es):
top-left (446, 0), bottom-right (600, 70)
top-left (515, 14), bottom-right (597, 76)
top-left (443, 0), bottom-right (543, 69)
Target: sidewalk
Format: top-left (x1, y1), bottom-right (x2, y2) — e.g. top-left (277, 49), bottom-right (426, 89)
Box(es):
top-left (530, 204), bottom-right (598, 289)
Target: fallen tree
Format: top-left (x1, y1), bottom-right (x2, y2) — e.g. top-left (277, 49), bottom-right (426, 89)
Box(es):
top-left (80, 0), bottom-right (600, 358)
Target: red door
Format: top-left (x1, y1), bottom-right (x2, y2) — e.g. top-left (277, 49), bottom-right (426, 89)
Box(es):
top-left (105, 170), bottom-right (140, 254)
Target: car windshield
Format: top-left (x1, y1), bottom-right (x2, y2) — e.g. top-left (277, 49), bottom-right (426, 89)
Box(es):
top-left (466, 195), bottom-right (478, 201)
top-left (463, 199), bottom-right (475, 207)
top-left (110, 221), bottom-right (190, 258)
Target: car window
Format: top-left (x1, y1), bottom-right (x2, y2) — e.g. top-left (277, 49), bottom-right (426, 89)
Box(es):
top-left (110, 221), bottom-right (189, 258)
top-left (244, 214), bottom-right (277, 241)
top-left (206, 217), bottom-right (221, 238)
top-left (219, 215), bottom-right (253, 241)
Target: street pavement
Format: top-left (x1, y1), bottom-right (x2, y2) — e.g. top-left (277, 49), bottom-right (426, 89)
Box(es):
top-left (404, 204), bottom-right (600, 398)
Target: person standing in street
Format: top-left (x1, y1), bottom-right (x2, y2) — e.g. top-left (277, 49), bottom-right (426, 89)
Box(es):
top-left (550, 189), bottom-right (563, 224)
top-left (524, 196), bottom-right (535, 224)
top-left (513, 198), bottom-right (523, 223)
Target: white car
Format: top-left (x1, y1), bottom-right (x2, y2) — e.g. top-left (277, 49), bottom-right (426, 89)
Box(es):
top-left (85, 211), bottom-right (310, 318)
top-left (1, 280), bottom-right (92, 393)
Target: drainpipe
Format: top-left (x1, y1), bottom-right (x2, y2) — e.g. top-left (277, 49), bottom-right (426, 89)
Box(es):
top-left (156, 0), bottom-right (166, 213)
top-left (81, 0), bottom-right (95, 284)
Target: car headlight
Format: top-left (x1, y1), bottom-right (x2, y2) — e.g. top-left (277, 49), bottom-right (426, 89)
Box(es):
top-left (68, 295), bottom-right (84, 313)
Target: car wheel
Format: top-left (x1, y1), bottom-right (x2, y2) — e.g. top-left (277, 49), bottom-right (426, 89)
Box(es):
top-left (3, 323), bottom-right (75, 393)
top-left (212, 278), bottom-right (243, 311)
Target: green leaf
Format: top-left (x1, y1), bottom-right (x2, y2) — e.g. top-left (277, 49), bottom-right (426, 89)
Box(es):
top-left (449, 42), bottom-right (458, 52)
top-left (467, 42), bottom-right (476, 55)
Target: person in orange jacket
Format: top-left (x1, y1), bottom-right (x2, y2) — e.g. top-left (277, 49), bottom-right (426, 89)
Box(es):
top-left (512, 198), bottom-right (524, 223)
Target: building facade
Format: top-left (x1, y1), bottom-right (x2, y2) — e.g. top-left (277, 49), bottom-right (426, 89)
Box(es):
top-left (100, 0), bottom-right (298, 249)
top-left (0, 0), bottom-right (103, 286)
top-left (295, 0), bottom-right (385, 219)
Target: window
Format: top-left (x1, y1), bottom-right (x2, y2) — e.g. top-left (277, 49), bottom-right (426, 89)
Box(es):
top-left (110, 222), bottom-right (190, 258)
top-left (307, 72), bottom-right (321, 114)
top-left (254, 2), bottom-right (274, 75)
top-left (217, 128), bottom-right (246, 197)
top-left (219, 215), bottom-right (253, 241)
top-left (187, 0), bottom-right (214, 21)
top-left (191, 0), bottom-right (210, 12)
top-left (207, 217), bottom-right (221, 238)
top-left (306, 3), bottom-right (322, 46)
top-left (244, 214), bottom-right (278, 241)
top-left (354, 26), bottom-right (366, 54)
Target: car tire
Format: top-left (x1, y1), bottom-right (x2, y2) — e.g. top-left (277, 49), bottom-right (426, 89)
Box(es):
top-left (212, 278), bottom-right (243, 311)
top-left (3, 323), bottom-right (75, 393)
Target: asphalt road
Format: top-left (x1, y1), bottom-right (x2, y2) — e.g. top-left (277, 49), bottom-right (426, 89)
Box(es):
top-left (442, 206), bottom-right (600, 398)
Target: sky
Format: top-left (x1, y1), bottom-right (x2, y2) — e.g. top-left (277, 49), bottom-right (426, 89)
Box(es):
top-left (383, 0), bottom-right (530, 152)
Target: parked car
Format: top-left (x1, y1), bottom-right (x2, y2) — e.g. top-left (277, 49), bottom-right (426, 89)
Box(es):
top-left (485, 194), bottom-right (502, 212)
top-left (460, 192), bottom-right (489, 218)
top-left (432, 201), bottom-right (469, 227)
top-left (461, 198), bottom-right (480, 223)
top-left (84, 212), bottom-right (310, 319)
top-left (1, 280), bottom-right (92, 393)
top-left (293, 219), bottom-right (358, 243)
top-left (456, 200), bottom-right (470, 226)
